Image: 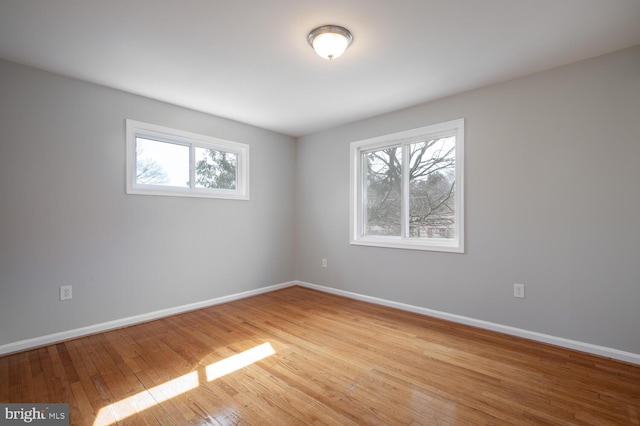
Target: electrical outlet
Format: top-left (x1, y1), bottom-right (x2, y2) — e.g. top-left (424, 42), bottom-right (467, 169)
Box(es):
top-left (322, 258), bottom-right (328, 268)
top-left (513, 283), bottom-right (525, 299)
top-left (60, 285), bottom-right (72, 301)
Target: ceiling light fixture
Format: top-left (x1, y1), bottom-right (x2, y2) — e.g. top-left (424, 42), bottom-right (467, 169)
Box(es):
top-left (307, 25), bottom-right (353, 60)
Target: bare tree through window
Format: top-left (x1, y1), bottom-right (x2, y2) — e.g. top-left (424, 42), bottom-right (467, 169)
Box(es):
top-left (136, 145), bottom-right (169, 185)
top-left (364, 137), bottom-right (456, 239)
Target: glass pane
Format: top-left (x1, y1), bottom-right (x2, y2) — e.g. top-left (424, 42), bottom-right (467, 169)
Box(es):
top-left (195, 147), bottom-right (237, 190)
top-left (136, 138), bottom-right (190, 187)
top-left (364, 147), bottom-right (401, 236)
top-left (408, 136), bottom-right (456, 239)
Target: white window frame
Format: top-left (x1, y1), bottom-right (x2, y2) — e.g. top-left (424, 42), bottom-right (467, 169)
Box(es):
top-left (126, 119), bottom-right (249, 200)
top-left (350, 118), bottom-right (464, 253)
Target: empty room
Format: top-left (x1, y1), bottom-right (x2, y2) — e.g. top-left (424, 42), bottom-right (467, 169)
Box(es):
top-left (1, 1), bottom-right (639, 424)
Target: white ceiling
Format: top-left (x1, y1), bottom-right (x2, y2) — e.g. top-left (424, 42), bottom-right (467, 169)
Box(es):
top-left (0, 1), bottom-right (639, 137)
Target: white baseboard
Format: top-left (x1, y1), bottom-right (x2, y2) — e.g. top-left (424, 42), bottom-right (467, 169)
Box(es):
top-left (0, 281), bottom-right (296, 356)
top-left (296, 281), bottom-right (640, 365)
top-left (3, 280), bottom-right (639, 365)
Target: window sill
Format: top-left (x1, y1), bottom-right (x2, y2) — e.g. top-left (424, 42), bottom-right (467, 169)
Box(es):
top-left (350, 237), bottom-right (464, 253)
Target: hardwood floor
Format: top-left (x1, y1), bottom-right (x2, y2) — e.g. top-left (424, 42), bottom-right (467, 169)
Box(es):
top-left (1, 286), bottom-right (639, 425)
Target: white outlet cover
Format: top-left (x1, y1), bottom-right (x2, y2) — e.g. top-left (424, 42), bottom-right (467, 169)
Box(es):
top-left (60, 285), bottom-right (72, 301)
top-left (513, 283), bottom-right (525, 298)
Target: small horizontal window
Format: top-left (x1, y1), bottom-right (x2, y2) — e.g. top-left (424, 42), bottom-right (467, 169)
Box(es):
top-left (126, 120), bottom-right (249, 200)
top-left (350, 119), bottom-right (464, 252)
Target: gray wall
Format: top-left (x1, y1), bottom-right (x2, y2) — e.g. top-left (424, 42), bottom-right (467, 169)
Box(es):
top-left (2, 46), bottom-right (639, 356)
top-left (0, 59), bottom-right (296, 346)
top-left (296, 46), bottom-right (640, 354)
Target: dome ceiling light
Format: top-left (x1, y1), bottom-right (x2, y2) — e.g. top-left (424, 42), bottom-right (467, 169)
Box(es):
top-left (307, 25), bottom-right (353, 60)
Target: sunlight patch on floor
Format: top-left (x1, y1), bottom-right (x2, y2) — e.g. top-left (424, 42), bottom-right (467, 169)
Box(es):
top-left (206, 342), bottom-right (275, 381)
top-left (93, 342), bottom-right (275, 425)
top-left (93, 371), bottom-right (198, 425)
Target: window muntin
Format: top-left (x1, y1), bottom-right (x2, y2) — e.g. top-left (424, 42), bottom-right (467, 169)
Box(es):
top-left (351, 119), bottom-right (464, 252)
top-left (126, 120), bottom-right (249, 200)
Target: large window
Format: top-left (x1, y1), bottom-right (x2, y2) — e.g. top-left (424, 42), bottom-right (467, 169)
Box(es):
top-left (350, 119), bottom-right (464, 252)
top-left (126, 120), bottom-right (249, 200)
